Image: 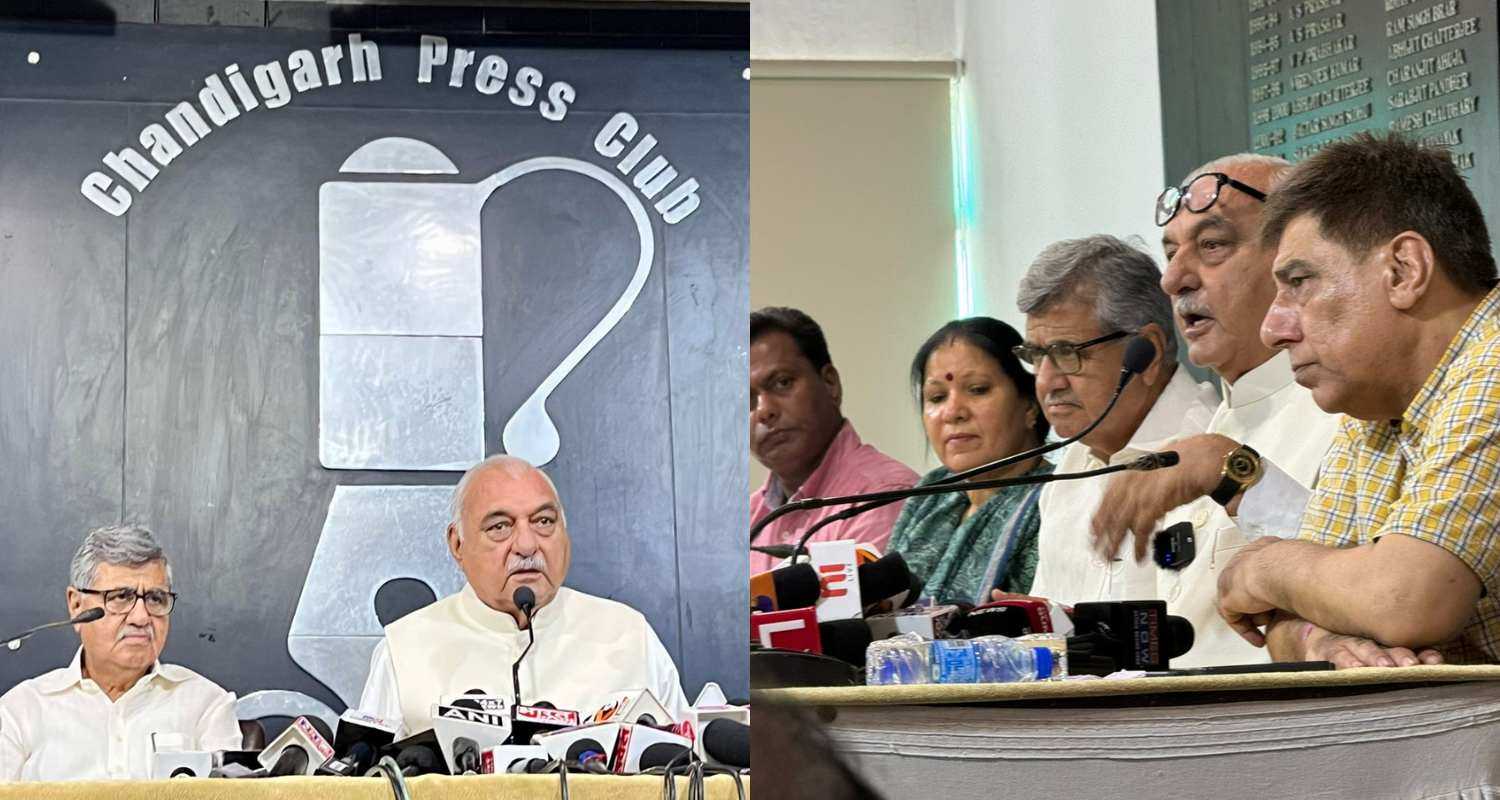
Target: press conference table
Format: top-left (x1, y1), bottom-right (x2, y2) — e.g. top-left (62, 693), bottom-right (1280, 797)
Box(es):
top-left (0, 773), bottom-right (748, 799)
top-left (756, 665), bottom-right (1500, 800)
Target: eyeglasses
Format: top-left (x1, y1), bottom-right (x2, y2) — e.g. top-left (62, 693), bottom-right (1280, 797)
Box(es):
top-left (1155, 172), bottom-right (1267, 226)
top-left (75, 587), bottom-right (177, 617)
top-left (1012, 331), bottom-right (1128, 375)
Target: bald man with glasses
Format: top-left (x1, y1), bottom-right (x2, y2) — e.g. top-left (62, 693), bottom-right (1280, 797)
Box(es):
top-left (0, 525), bottom-right (242, 781)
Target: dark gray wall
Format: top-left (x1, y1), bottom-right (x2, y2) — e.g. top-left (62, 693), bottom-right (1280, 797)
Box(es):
top-left (0, 18), bottom-right (747, 710)
top-left (1155, 0), bottom-right (1249, 186)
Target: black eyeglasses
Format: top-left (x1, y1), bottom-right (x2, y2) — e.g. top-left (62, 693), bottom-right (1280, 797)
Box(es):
top-left (75, 587), bottom-right (177, 617)
top-left (1155, 172), bottom-right (1267, 226)
top-left (1012, 331), bottom-right (1128, 375)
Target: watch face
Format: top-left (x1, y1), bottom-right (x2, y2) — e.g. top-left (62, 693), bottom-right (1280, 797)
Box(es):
top-left (1227, 450), bottom-right (1258, 480)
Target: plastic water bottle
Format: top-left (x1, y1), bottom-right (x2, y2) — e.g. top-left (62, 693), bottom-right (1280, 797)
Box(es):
top-left (929, 636), bottom-right (1053, 684)
top-left (865, 633), bottom-right (931, 685)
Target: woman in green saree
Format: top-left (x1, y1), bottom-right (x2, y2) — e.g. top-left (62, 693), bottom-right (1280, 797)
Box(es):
top-left (887, 317), bottom-right (1052, 605)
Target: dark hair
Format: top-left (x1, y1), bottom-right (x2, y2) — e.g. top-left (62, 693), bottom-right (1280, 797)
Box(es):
top-left (1260, 132), bottom-right (1497, 294)
top-left (909, 317), bottom-right (1049, 444)
top-left (750, 306), bottom-right (833, 370)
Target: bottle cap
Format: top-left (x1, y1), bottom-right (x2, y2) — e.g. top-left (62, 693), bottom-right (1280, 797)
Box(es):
top-left (1032, 646), bottom-right (1053, 680)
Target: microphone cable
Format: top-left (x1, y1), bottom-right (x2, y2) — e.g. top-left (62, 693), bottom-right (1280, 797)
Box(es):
top-left (364, 754), bottom-right (412, 800)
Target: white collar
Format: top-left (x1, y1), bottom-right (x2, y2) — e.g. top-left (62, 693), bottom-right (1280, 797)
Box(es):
top-left (1112, 368), bottom-right (1220, 462)
top-left (34, 647), bottom-right (191, 694)
top-left (456, 583), bottom-right (568, 636)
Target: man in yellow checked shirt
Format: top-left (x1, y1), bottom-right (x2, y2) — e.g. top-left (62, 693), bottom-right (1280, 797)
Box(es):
top-left (1216, 132), bottom-right (1500, 668)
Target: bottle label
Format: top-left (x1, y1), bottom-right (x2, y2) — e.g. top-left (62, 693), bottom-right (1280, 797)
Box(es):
top-left (931, 640), bottom-right (976, 683)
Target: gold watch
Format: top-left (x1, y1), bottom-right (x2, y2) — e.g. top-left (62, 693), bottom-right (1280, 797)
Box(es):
top-left (1210, 444), bottom-right (1262, 507)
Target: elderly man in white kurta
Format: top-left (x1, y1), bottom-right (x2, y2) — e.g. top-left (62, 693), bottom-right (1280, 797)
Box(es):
top-left (359, 455), bottom-right (689, 736)
top-left (1014, 235), bottom-right (1260, 667)
top-left (1087, 155), bottom-right (1342, 661)
top-left (0, 525), bottom-right (242, 781)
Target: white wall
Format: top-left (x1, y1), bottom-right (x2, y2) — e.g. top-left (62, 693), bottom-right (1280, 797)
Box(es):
top-left (747, 0), bottom-right (1171, 487)
top-left (957, 0), bottom-right (1167, 327)
top-left (750, 77), bottom-right (958, 483)
top-left (751, 0), bottom-right (957, 61)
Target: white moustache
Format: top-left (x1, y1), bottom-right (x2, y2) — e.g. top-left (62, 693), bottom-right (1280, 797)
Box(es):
top-left (116, 624), bottom-right (153, 643)
top-left (1044, 392), bottom-right (1080, 406)
top-left (1174, 296), bottom-right (1213, 319)
top-left (508, 554), bottom-right (549, 575)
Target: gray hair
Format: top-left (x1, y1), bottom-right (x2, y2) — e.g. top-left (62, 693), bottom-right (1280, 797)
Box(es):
top-left (449, 455), bottom-right (566, 541)
top-left (69, 524), bottom-right (172, 590)
top-left (1017, 234), bottom-right (1178, 358)
top-left (1186, 152), bottom-right (1292, 188)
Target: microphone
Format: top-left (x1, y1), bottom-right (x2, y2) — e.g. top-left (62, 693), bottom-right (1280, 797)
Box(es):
top-left (754, 451), bottom-right (1182, 562)
top-left (433, 696), bottom-right (512, 770)
top-left (508, 757), bottom-right (553, 774)
top-left (1067, 600), bottom-right (1195, 675)
top-left (751, 335), bottom-right (1159, 547)
top-left (816, 619), bottom-right (873, 668)
top-left (1129, 450), bottom-right (1180, 470)
top-left (257, 716), bottom-right (334, 776)
top-left (512, 586), bottom-right (537, 708)
top-left (749, 563), bottom-right (821, 612)
top-left (2, 608), bottom-right (106, 651)
top-left (382, 730), bottom-right (449, 776)
top-left (317, 741), bottom-right (374, 777)
top-left (453, 736), bottom-right (481, 774)
top-left (317, 710), bottom-right (398, 776)
top-left (268, 746), bottom-right (309, 777)
top-left (565, 739), bottom-right (610, 774)
top-left (701, 719), bottom-right (750, 769)
top-left (856, 553), bottom-right (917, 608)
top-left (396, 744), bottom-right (441, 777)
top-left (639, 742), bottom-right (692, 770)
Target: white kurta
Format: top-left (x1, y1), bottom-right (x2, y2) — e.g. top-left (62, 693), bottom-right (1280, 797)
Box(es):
top-left (1032, 356), bottom-right (1342, 668)
top-left (1229, 352), bottom-right (1344, 538)
top-left (0, 649), bottom-right (242, 781)
top-left (359, 584), bottom-right (689, 736)
top-left (1032, 369), bottom-right (1218, 606)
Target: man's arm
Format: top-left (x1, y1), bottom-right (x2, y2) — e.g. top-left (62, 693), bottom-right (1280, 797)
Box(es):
top-left (1091, 434), bottom-right (1248, 560)
top-left (197, 689), bottom-right (247, 752)
top-left (357, 639), bottom-right (407, 736)
top-left (0, 694), bottom-right (27, 781)
top-left (641, 621), bottom-right (692, 720)
top-left (1220, 534), bottom-right (1481, 649)
top-left (1265, 612), bottom-right (1445, 667)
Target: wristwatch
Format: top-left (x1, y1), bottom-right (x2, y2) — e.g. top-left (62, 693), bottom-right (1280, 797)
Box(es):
top-left (1210, 443), bottom-right (1263, 507)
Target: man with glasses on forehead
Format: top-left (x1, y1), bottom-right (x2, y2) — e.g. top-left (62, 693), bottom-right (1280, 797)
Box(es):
top-left (1087, 155), bottom-right (1340, 662)
top-left (0, 525), bottom-right (242, 781)
top-left (1012, 235), bottom-right (1249, 666)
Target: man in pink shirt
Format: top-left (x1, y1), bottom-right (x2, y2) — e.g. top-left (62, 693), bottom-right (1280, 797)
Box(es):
top-left (749, 307), bottom-right (919, 574)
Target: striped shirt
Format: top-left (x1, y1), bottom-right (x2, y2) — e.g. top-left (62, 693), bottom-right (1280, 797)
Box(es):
top-left (1298, 285), bottom-right (1500, 662)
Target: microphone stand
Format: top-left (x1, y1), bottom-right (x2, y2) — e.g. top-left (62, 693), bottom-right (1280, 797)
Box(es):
top-left (754, 451), bottom-right (1179, 562)
top-left (512, 598), bottom-right (536, 707)
top-left (3, 609), bottom-right (105, 652)
top-left (750, 338), bottom-right (1152, 545)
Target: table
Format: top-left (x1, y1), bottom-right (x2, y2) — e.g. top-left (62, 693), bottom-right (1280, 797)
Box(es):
top-left (0, 773), bottom-right (749, 799)
top-left (756, 664), bottom-right (1500, 799)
